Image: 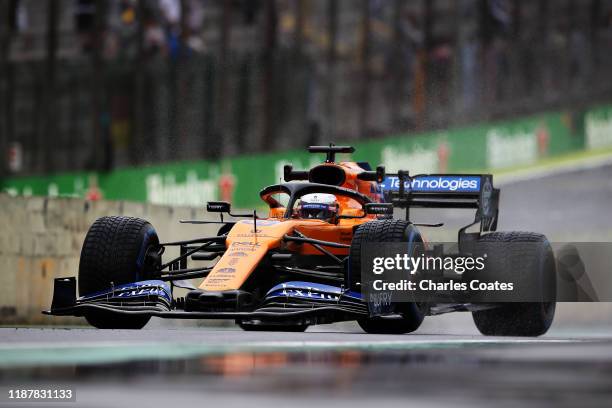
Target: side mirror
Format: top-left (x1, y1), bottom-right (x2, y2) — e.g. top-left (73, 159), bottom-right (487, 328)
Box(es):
top-left (284, 164), bottom-right (309, 182)
top-left (364, 203), bottom-right (393, 216)
top-left (207, 201), bottom-right (231, 213)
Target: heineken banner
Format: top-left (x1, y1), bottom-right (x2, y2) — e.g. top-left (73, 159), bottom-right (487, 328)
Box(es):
top-left (2, 103), bottom-right (610, 209)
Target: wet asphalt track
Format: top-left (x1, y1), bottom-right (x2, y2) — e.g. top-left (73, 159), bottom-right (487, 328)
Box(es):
top-left (1, 328), bottom-right (612, 408)
top-left (1, 163), bottom-right (612, 407)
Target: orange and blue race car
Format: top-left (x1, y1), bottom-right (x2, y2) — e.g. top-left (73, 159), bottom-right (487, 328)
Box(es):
top-left (45, 144), bottom-right (556, 336)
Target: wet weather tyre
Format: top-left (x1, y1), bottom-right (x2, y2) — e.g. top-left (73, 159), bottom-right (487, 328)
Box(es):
top-left (472, 232), bottom-right (556, 337)
top-left (350, 220), bottom-right (425, 334)
top-left (78, 216), bottom-right (160, 329)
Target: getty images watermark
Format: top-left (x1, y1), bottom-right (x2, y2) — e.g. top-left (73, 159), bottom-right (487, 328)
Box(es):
top-left (361, 242), bottom-right (611, 303)
top-left (370, 251), bottom-right (516, 292)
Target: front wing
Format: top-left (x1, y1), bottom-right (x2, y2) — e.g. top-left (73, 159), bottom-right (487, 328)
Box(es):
top-left (43, 277), bottom-right (368, 322)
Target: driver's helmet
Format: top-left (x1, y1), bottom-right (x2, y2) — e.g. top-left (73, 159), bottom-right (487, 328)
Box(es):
top-left (297, 193), bottom-right (339, 223)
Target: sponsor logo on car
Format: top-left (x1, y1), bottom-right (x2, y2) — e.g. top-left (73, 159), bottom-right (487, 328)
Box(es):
top-left (238, 220), bottom-right (280, 226)
top-left (231, 242), bottom-right (262, 251)
top-left (206, 277), bottom-right (231, 284)
top-left (381, 176), bottom-right (480, 193)
top-left (234, 233), bottom-right (277, 238)
top-left (301, 203), bottom-right (329, 210)
top-left (276, 283), bottom-right (340, 301)
top-left (481, 177), bottom-right (493, 217)
top-left (207, 204), bottom-right (227, 211)
top-left (227, 251), bottom-right (248, 257)
top-left (114, 283), bottom-right (171, 302)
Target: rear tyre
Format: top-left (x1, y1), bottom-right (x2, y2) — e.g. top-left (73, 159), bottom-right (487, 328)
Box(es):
top-left (472, 232), bottom-right (556, 337)
top-left (79, 216), bottom-right (160, 329)
top-left (350, 220), bottom-right (425, 334)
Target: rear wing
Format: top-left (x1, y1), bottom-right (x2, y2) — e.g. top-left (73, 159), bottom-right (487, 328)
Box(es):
top-left (381, 172), bottom-right (499, 233)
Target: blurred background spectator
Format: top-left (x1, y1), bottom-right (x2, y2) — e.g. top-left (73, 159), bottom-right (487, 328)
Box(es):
top-left (1, 0), bottom-right (612, 177)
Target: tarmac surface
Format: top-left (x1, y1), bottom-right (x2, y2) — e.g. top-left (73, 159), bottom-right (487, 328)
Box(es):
top-left (1, 163), bottom-right (612, 407)
top-left (1, 327), bottom-right (611, 408)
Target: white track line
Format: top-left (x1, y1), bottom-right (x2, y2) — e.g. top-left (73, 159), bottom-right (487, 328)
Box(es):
top-left (0, 338), bottom-right (584, 352)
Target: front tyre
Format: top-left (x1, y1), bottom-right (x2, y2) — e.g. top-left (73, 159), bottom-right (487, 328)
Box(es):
top-left (350, 220), bottom-right (425, 334)
top-left (79, 216), bottom-right (160, 329)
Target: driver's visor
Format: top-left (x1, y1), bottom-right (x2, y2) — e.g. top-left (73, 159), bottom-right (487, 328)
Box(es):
top-left (298, 203), bottom-right (335, 220)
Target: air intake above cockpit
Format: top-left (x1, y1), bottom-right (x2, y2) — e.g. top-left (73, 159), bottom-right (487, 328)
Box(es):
top-left (308, 164), bottom-right (346, 186)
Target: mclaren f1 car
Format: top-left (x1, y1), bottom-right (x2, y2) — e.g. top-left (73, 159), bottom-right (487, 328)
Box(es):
top-left (45, 144), bottom-right (556, 336)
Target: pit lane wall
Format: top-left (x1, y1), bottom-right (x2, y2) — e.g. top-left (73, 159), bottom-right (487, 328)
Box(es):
top-left (0, 194), bottom-right (219, 325)
top-left (2, 103), bottom-right (612, 209)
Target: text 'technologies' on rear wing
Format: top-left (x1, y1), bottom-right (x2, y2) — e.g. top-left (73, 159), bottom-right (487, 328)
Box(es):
top-left (380, 171), bottom-right (500, 234)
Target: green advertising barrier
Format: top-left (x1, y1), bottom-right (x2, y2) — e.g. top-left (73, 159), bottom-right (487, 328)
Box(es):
top-left (584, 104), bottom-right (612, 149)
top-left (2, 103), bottom-right (609, 209)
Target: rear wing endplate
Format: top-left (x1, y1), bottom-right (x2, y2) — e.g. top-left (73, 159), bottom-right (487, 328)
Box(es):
top-left (381, 172), bottom-right (499, 233)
